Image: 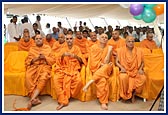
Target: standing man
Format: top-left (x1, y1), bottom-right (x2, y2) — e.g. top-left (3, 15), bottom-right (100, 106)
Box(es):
top-left (35, 15), bottom-right (42, 30)
top-left (7, 16), bottom-right (21, 42)
top-left (20, 16), bottom-right (35, 38)
top-left (58, 22), bottom-right (64, 34)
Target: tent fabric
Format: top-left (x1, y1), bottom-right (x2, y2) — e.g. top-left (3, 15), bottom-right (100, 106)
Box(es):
top-left (4, 4), bottom-right (164, 25)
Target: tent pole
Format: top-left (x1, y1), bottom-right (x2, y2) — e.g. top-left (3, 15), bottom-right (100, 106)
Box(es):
top-left (89, 18), bottom-right (94, 29)
top-left (66, 17), bottom-right (72, 29)
top-left (103, 18), bottom-right (108, 26)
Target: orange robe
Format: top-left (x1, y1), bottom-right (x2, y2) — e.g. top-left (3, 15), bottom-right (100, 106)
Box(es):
top-left (53, 45), bottom-right (86, 105)
top-left (18, 38), bottom-right (34, 51)
top-left (25, 44), bottom-right (55, 97)
top-left (52, 41), bottom-right (67, 57)
top-left (43, 38), bottom-right (56, 48)
top-left (107, 37), bottom-right (126, 53)
top-left (107, 37), bottom-right (125, 63)
top-left (89, 44), bottom-right (113, 104)
top-left (86, 40), bottom-right (99, 53)
top-left (117, 46), bottom-right (146, 100)
top-left (140, 39), bottom-right (158, 51)
top-left (74, 37), bottom-right (88, 59)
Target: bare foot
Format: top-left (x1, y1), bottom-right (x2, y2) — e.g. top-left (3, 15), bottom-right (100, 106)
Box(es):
top-left (31, 98), bottom-right (42, 106)
top-left (56, 104), bottom-right (65, 110)
top-left (27, 101), bottom-right (32, 110)
top-left (131, 92), bottom-right (136, 103)
top-left (101, 103), bottom-right (108, 110)
top-left (121, 99), bottom-right (127, 103)
top-left (131, 95), bottom-right (135, 103)
top-left (82, 86), bottom-right (88, 92)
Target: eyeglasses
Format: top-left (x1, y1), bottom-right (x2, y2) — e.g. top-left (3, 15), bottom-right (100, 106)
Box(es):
top-left (66, 38), bottom-right (73, 40)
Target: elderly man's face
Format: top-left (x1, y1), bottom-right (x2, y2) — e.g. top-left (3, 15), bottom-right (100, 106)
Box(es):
top-left (35, 34), bottom-right (43, 47)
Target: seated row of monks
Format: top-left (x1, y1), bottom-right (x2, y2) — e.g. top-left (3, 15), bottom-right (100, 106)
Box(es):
top-left (11, 28), bottom-right (158, 111)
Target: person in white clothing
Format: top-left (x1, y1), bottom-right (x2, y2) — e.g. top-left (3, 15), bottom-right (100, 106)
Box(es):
top-left (58, 22), bottom-right (64, 34)
top-left (44, 23), bottom-right (52, 35)
top-left (35, 15), bottom-right (42, 30)
top-left (7, 16), bottom-right (21, 42)
top-left (33, 23), bottom-right (46, 39)
top-left (20, 16), bottom-right (35, 38)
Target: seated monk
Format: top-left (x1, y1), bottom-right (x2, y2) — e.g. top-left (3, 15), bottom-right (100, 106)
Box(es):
top-left (74, 31), bottom-right (88, 59)
top-left (86, 32), bottom-right (99, 52)
top-left (107, 30), bottom-right (125, 60)
top-left (53, 34), bottom-right (86, 110)
top-left (83, 34), bottom-right (113, 110)
top-left (52, 33), bottom-right (67, 55)
top-left (18, 29), bottom-right (34, 51)
top-left (43, 34), bottom-right (56, 48)
top-left (116, 36), bottom-right (146, 103)
top-left (25, 34), bottom-right (55, 110)
top-left (140, 31), bottom-right (158, 51)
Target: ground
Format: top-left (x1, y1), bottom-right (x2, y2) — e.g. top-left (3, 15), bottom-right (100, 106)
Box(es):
top-left (4, 95), bottom-right (160, 112)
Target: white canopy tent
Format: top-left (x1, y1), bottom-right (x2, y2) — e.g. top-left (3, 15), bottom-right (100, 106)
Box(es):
top-left (3, 2), bottom-right (165, 30)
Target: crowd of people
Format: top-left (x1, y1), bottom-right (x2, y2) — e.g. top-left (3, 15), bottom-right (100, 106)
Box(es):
top-left (5, 15), bottom-right (164, 111)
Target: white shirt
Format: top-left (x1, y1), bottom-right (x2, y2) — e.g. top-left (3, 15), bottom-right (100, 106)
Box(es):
top-left (140, 34), bottom-right (146, 41)
top-left (20, 22), bottom-right (35, 38)
top-left (38, 29), bottom-right (46, 38)
top-left (44, 28), bottom-right (52, 35)
top-left (128, 30), bottom-right (137, 38)
top-left (7, 23), bottom-right (20, 42)
top-left (35, 20), bottom-right (42, 30)
top-left (58, 27), bottom-right (64, 34)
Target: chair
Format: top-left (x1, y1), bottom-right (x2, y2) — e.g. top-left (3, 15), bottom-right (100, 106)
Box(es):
top-left (134, 42), bottom-right (140, 47)
top-left (152, 48), bottom-right (164, 54)
top-left (136, 52), bottom-right (164, 100)
top-left (4, 51), bottom-right (52, 96)
top-left (4, 51), bottom-right (28, 96)
top-left (141, 48), bottom-right (151, 55)
top-left (4, 42), bottom-right (18, 61)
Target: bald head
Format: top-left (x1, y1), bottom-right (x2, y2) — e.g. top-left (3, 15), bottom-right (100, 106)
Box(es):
top-left (35, 34), bottom-right (43, 47)
top-left (66, 34), bottom-right (74, 47)
top-left (58, 33), bottom-right (65, 44)
top-left (23, 32), bottom-right (30, 42)
top-left (99, 33), bottom-right (108, 44)
top-left (126, 36), bottom-right (135, 49)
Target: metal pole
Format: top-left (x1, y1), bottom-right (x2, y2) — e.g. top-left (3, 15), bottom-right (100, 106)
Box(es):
top-left (89, 18), bottom-right (95, 31)
top-left (66, 17), bottom-right (72, 29)
top-left (103, 18), bottom-right (108, 26)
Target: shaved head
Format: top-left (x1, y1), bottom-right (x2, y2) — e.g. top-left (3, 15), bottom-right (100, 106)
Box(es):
top-left (58, 33), bottom-right (65, 44)
top-left (126, 36), bottom-right (135, 49)
top-left (126, 36), bottom-right (135, 42)
top-left (99, 33), bottom-right (108, 44)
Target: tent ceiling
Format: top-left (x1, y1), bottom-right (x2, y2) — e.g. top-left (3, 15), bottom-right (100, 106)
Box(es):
top-left (4, 4), bottom-right (164, 24)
